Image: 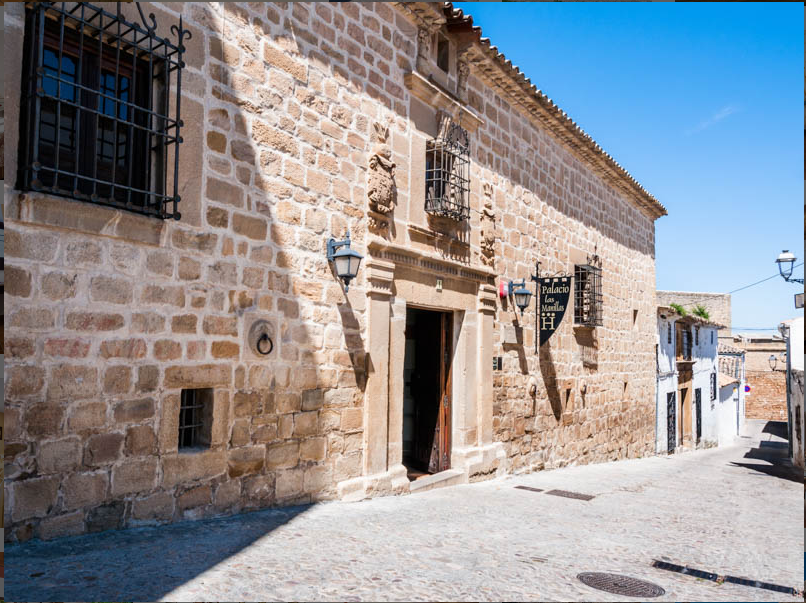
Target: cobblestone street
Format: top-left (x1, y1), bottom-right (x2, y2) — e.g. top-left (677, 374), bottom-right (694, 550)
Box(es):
top-left (7, 420), bottom-right (802, 602)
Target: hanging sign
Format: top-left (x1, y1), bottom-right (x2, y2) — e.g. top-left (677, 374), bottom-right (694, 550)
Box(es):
top-left (539, 276), bottom-right (571, 346)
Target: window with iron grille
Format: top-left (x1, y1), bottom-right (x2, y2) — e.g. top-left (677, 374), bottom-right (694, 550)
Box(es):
top-left (179, 388), bottom-right (213, 449)
top-left (667, 323), bottom-right (671, 345)
top-left (425, 120), bottom-right (470, 222)
top-left (573, 264), bottom-right (603, 326)
top-left (710, 372), bottom-right (717, 401)
top-left (18, 2), bottom-right (189, 219)
top-left (695, 327), bottom-right (699, 346)
top-left (675, 324), bottom-right (692, 361)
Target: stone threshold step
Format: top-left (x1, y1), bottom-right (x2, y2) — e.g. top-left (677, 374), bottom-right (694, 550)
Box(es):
top-left (409, 469), bottom-right (465, 494)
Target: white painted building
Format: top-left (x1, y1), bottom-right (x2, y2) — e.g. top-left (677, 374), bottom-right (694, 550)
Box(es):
top-left (779, 316), bottom-right (804, 468)
top-left (656, 306), bottom-right (727, 453)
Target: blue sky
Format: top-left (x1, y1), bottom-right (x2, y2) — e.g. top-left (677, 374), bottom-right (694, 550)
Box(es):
top-left (455, 2), bottom-right (803, 335)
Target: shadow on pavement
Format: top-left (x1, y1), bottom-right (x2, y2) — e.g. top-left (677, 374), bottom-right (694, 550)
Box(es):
top-left (6, 504), bottom-right (311, 601)
top-left (728, 420), bottom-right (800, 483)
top-left (762, 420), bottom-right (789, 440)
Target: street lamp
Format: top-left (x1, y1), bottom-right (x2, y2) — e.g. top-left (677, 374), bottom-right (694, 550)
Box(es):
top-left (327, 231), bottom-right (363, 292)
top-left (510, 279), bottom-right (532, 314)
top-left (775, 250), bottom-right (803, 284)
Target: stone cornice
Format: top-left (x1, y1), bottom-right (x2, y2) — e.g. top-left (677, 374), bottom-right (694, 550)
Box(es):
top-left (390, 2), bottom-right (445, 32)
top-left (368, 239), bottom-right (496, 284)
top-left (403, 71), bottom-right (484, 133)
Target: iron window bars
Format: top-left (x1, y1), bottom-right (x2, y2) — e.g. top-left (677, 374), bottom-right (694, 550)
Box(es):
top-left (710, 372), bottom-right (717, 401)
top-left (179, 388), bottom-right (205, 448)
top-left (425, 120), bottom-right (470, 222)
top-left (18, 2), bottom-right (190, 219)
top-left (573, 263), bottom-right (603, 327)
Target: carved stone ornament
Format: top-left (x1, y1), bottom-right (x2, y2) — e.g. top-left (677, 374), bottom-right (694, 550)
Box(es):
top-left (368, 214), bottom-right (389, 232)
top-left (456, 54), bottom-right (471, 101)
top-left (417, 28), bottom-right (432, 72)
top-left (480, 182), bottom-right (496, 267)
top-left (367, 122), bottom-right (397, 215)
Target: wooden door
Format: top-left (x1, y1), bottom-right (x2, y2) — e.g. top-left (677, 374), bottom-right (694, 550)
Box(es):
top-left (428, 312), bottom-right (452, 473)
top-left (679, 387), bottom-right (690, 443)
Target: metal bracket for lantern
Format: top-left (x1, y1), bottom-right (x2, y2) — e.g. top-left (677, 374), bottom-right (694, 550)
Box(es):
top-left (509, 278), bottom-right (533, 315)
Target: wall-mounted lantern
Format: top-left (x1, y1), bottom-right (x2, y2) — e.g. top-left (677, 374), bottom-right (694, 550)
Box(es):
top-left (327, 230), bottom-right (363, 292)
top-left (775, 249), bottom-right (803, 284)
top-left (768, 354), bottom-right (778, 371)
top-left (510, 278), bottom-right (532, 314)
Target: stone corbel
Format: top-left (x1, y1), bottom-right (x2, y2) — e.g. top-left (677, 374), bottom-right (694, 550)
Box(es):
top-left (456, 48), bottom-right (472, 102)
top-left (366, 258), bottom-right (395, 298)
top-left (478, 284), bottom-right (497, 315)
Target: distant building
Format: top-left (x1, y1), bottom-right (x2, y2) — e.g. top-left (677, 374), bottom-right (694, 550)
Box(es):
top-left (656, 291), bottom-right (731, 343)
top-left (656, 306), bottom-right (730, 453)
top-left (730, 333), bottom-right (787, 422)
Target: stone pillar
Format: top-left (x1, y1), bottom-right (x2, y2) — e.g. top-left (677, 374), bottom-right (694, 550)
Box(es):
top-left (452, 310), bottom-right (478, 447)
top-left (477, 284), bottom-right (497, 445)
top-left (363, 258), bottom-right (395, 476)
top-left (388, 298), bottom-right (407, 468)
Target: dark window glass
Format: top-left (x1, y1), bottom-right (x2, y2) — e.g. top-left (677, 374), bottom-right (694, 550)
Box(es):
top-left (19, 3), bottom-right (185, 219)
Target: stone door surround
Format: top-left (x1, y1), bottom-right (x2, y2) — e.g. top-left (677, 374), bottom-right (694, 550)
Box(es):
top-left (337, 248), bottom-right (504, 500)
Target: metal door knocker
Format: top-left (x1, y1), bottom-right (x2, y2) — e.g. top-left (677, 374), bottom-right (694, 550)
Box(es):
top-left (256, 333), bottom-right (273, 355)
top-left (248, 319), bottom-right (275, 358)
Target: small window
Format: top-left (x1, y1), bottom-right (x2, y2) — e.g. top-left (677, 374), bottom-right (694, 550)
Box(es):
top-left (667, 323), bottom-right (672, 344)
top-left (695, 327), bottom-right (699, 346)
top-left (179, 388), bottom-right (213, 449)
top-left (711, 331), bottom-right (714, 345)
top-left (18, 3), bottom-right (187, 219)
top-left (675, 323), bottom-right (692, 360)
top-left (574, 264), bottom-right (603, 327)
top-left (436, 35), bottom-right (450, 72)
top-left (425, 117), bottom-right (470, 222)
top-left (710, 372), bottom-right (717, 401)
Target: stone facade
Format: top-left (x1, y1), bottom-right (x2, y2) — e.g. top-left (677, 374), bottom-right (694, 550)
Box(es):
top-left (4, 2), bottom-right (665, 541)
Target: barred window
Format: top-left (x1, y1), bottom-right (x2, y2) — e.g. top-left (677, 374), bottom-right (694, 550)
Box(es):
top-left (425, 119), bottom-right (470, 222)
top-left (667, 323), bottom-right (671, 344)
top-left (710, 372), bottom-right (717, 401)
top-left (18, 2), bottom-right (189, 219)
top-left (695, 327), bottom-right (699, 346)
top-left (676, 324), bottom-right (692, 361)
top-left (179, 388), bottom-right (213, 450)
top-left (573, 264), bottom-right (602, 326)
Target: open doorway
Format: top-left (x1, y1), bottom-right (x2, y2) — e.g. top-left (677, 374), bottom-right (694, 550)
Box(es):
top-left (402, 307), bottom-right (452, 480)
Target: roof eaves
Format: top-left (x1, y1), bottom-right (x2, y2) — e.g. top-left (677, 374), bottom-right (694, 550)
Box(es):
top-left (443, 2), bottom-right (667, 220)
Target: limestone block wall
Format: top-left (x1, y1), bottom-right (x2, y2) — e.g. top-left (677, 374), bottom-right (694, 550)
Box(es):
top-left (461, 71), bottom-right (658, 472)
top-left (4, 1), bottom-right (414, 542)
top-left (4, 1), bottom-right (662, 541)
top-left (656, 291), bottom-right (731, 329)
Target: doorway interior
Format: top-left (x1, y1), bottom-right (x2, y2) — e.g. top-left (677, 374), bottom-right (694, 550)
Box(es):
top-left (402, 307), bottom-right (452, 480)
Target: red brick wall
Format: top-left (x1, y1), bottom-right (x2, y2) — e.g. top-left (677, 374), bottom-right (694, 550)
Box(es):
top-left (745, 371), bottom-right (787, 420)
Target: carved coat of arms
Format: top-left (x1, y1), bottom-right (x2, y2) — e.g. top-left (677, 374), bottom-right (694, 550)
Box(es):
top-left (367, 122), bottom-right (396, 215)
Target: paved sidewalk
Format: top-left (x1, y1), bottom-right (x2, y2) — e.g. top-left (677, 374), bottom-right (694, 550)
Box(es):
top-left (6, 420), bottom-right (803, 602)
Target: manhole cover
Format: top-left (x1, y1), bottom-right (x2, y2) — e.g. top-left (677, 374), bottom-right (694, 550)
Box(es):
top-left (577, 572), bottom-right (666, 598)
